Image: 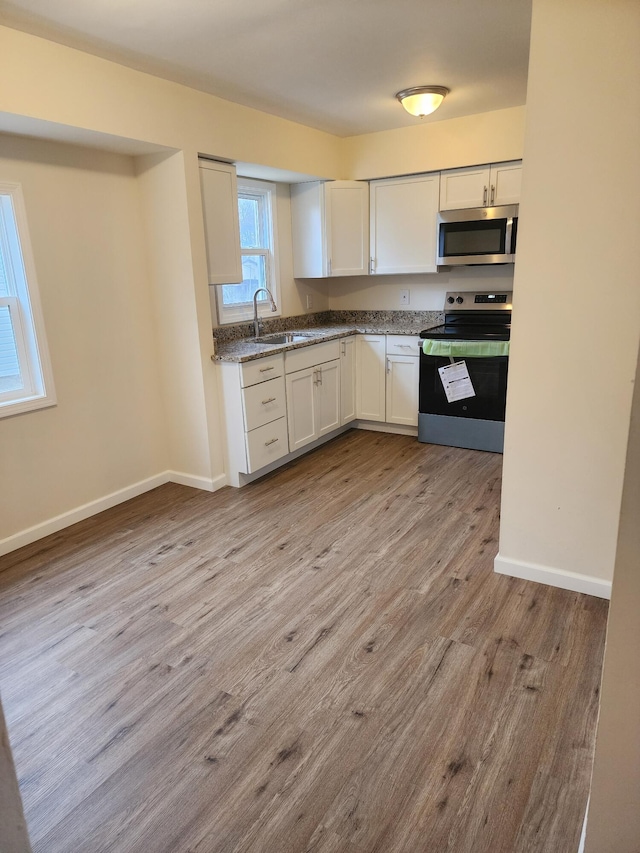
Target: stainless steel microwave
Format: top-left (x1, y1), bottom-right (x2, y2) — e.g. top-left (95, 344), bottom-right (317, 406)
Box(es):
top-left (437, 205), bottom-right (518, 265)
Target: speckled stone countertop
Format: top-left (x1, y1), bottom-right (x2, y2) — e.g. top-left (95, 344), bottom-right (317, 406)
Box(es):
top-left (214, 310), bottom-right (443, 363)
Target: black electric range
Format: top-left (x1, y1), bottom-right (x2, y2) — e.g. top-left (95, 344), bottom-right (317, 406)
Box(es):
top-left (418, 291), bottom-right (513, 453)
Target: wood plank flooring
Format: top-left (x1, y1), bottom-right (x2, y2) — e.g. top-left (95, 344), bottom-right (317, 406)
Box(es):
top-left (0, 430), bottom-right (608, 853)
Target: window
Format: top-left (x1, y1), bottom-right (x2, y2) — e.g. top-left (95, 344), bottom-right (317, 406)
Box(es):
top-left (0, 183), bottom-right (55, 417)
top-left (217, 178), bottom-right (280, 324)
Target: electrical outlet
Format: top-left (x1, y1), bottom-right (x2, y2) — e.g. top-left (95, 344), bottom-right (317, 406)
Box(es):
top-left (306, 294), bottom-right (313, 310)
top-left (400, 289), bottom-right (410, 306)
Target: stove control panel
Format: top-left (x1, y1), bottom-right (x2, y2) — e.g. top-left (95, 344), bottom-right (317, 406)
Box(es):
top-left (444, 291), bottom-right (512, 312)
top-left (475, 294), bottom-right (508, 304)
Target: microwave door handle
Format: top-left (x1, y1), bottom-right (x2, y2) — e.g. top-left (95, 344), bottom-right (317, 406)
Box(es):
top-left (505, 217), bottom-right (514, 254)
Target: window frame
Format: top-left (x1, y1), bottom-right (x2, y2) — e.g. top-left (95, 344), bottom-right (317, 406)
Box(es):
top-left (216, 178), bottom-right (281, 325)
top-left (0, 182), bottom-right (56, 418)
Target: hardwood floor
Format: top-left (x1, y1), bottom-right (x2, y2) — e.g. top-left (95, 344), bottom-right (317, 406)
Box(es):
top-left (0, 430), bottom-right (608, 852)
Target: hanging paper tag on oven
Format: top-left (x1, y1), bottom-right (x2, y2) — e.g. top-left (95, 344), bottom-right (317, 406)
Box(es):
top-left (438, 360), bottom-right (476, 403)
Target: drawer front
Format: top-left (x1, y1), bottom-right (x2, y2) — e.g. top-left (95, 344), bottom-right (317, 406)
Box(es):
top-left (386, 334), bottom-right (422, 357)
top-left (246, 417), bottom-right (289, 472)
top-left (285, 340), bottom-right (341, 374)
top-left (243, 375), bottom-right (286, 431)
top-left (241, 354), bottom-right (284, 387)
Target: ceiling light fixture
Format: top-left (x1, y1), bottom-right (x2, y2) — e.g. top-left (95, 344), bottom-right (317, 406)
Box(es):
top-left (396, 86), bottom-right (449, 118)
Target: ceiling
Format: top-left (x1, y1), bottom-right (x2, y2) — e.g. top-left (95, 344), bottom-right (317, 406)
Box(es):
top-left (0, 0), bottom-right (532, 137)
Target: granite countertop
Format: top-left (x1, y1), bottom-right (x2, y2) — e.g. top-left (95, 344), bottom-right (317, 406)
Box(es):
top-left (214, 312), bottom-right (442, 363)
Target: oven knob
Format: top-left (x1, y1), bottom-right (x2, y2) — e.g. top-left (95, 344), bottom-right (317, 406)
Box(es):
top-left (456, 296), bottom-right (464, 304)
top-left (447, 296), bottom-right (455, 304)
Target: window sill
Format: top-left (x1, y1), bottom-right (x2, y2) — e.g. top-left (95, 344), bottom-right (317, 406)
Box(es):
top-left (0, 393), bottom-right (57, 419)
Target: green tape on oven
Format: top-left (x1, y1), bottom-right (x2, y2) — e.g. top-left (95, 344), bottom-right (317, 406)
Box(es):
top-left (422, 339), bottom-right (510, 357)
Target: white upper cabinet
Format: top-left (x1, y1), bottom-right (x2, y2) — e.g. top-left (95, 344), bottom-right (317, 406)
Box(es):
top-left (439, 161), bottom-right (522, 210)
top-left (490, 161), bottom-right (522, 207)
top-left (369, 174), bottom-right (440, 275)
top-left (291, 180), bottom-right (369, 278)
top-left (199, 159), bottom-right (242, 285)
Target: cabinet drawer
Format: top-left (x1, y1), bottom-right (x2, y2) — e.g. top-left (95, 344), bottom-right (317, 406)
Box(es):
top-left (285, 340), bottom-right (341, 374)
top-left (241, 354), bottom-right (284, 387)
top-left (386, 334), bottom-right (422, 356)
top-left (246, 417), bottom-right (289, 472)
top-left (243, 375), bottom-right (286, 431)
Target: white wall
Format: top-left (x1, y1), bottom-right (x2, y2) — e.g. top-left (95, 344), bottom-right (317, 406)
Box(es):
top-left (585, 344), bottom-right (640, 851)
top-left (327, 266), bottom-right (514, 312)
top-left (136, 150), bottom-right (221, 488)
top-left (496, 0), bottom-right (640, 596)
top-left (343, 106), bottom-right (526, 180)
top-left (0, 135), bottom-right (167, 547)
top-left (0, 26), bottom-right (343, 180)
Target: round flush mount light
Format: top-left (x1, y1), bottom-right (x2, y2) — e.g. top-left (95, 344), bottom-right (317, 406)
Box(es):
top-left (396, 86), bottom-right (449, 118)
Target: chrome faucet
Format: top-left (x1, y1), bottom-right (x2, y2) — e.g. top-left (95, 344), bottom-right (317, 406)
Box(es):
top-left (253, 287), bottom-right (278, 338)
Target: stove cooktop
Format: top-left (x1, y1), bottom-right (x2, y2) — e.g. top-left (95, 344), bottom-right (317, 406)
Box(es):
top-left (420, 323), bottom-right (511, 342)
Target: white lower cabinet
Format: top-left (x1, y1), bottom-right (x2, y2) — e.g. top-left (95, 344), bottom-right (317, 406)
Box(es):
top-left (385, 334), bottom-right (421, 427)
top-left (340, 336), bottom-right (357, 424)
top-left (220, 333), bottom-right (421, 486)
top-left (286, 358), bottom-right (340, 452)
top-left (356, 334), bottom-right (386, 421)
top-left (357, 334), bottom-right (421, 426)
top-left (219, 354), bottom-right (289, 485)
top-left (386, 355), bottom-right (419, 426)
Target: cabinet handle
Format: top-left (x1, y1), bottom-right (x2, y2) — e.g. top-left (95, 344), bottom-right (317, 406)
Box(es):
top-left (261, 397), bottom-right (276, 405)
top-left (386, 357), bottom-right (391, 374)
top-left (328, 258), bottom-right (332, 276)
top-left (483, 185), bottom-right (488, 206)
top-left (341, 340), bottom-right (346, 356)
top-left (264, 437), bottom-right (279, 447)
top-left (259, 365), bottom-right (274, 373)
top-left (370, 257), bottom-right (376, 274)
top-left (397, 344), bottom-right (412, 348)
top-left (317, 367), bottom-right (323, 385)
top-left (490, 184), bottom-right (495, 205)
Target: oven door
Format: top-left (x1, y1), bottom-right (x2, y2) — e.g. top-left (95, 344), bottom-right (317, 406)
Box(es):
top-left (419, 352), bottom-right (509, 421)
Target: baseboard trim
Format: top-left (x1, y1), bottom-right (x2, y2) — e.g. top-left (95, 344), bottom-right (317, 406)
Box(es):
top-left (494, 553), bottom-right (612, 599)
top-left (355, 421), bottom-right (418, 437)
top-left (0, 469), bottom-right (227, 558)
top-left (167, 471), bottom-right (227, 492)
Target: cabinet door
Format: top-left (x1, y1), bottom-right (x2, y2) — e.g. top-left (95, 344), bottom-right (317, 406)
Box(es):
top-left (286, 367), bottom-right (317, 452)
top-left (356, 335), bottom-right (386, 421)
top-left (199, 159), bottom-right (242, 285)
top-left (340, 337), bottom-right (357, 424)
top-left (325, 181), bottom-right (370, 276)
top-left (290, 181), bottom-right (325, 278)
top-left (370, 175), bottom-right (440, 274)
top-left (316, 360), bottom-right (341, 437)
top-left (439, 165), bottom-right (491, 210)
top-left (386, 355), bottom-right (419, 426)
top-left (490, 161), bottom-right (522, 206)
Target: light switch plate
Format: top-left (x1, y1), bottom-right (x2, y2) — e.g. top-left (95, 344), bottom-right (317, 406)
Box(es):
top-left (306, 294), bottom-right (313, 310)
top-left (400, 289), bottom-right (410, 306)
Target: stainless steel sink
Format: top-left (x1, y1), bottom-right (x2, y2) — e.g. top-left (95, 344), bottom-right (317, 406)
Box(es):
top-left (253, 332), bottom-right (311, 345)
